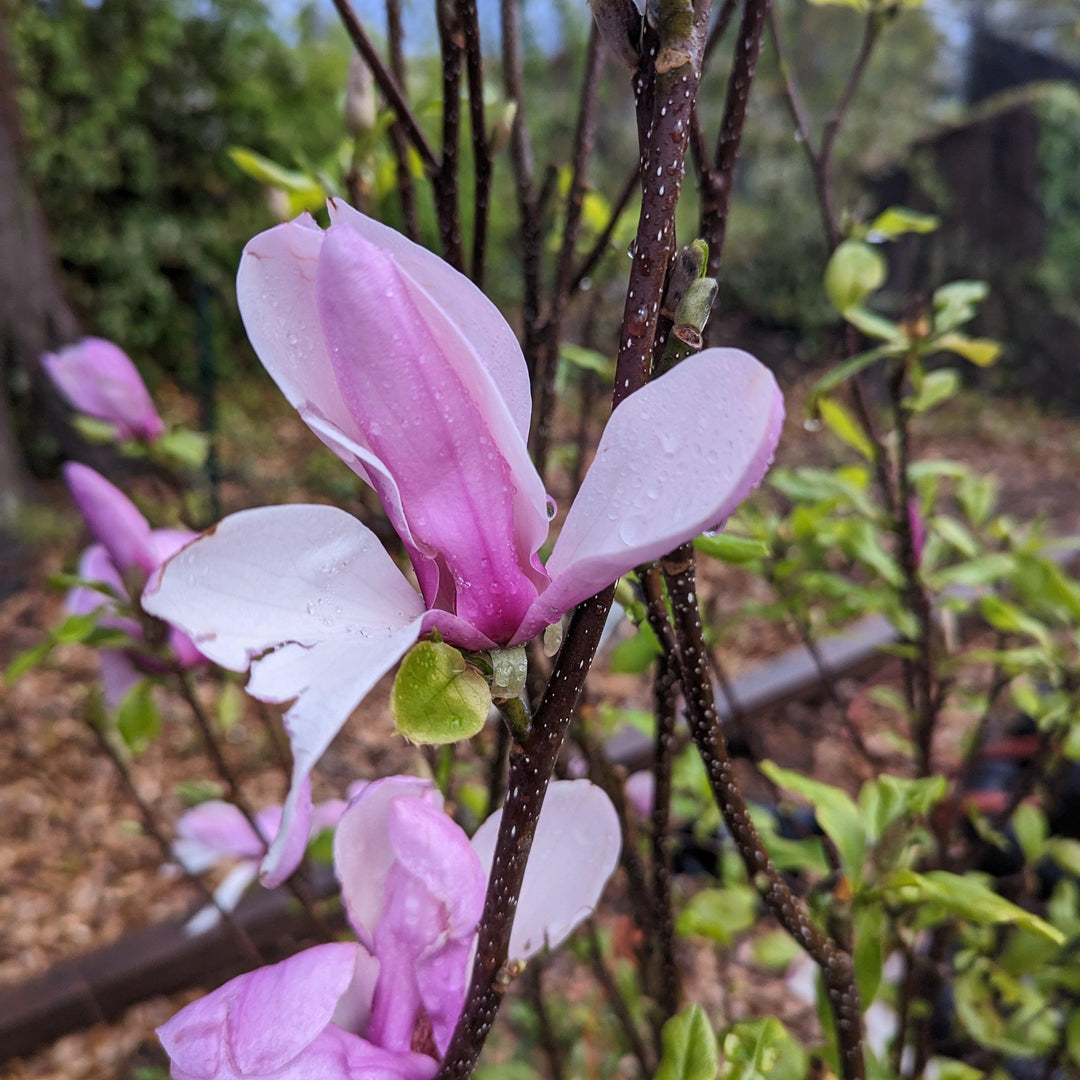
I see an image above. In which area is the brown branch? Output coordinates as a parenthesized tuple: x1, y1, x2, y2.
(658, 546, 865, 1080)
(699, 0, 771, 278)
(434, 0, 466, 269)
(435, 589, 615, 1080)
(500, 0, 544, 381)
(329, 0, 438, 174)
(84, 711, 263, 965)
(458, 0, 493, 285)
(384, 0, 419, 239)
(532, 25, 605, 476)
(615, 0, 713, 408)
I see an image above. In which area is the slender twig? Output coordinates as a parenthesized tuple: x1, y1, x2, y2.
(567, 165, 639, 295)
(658, 544, 866, 1080)
(436, 589, 615, 1080)
(650, 652, 681, 1020)
(586, 921, 654, 1076)
(703, 0, 739, 63)
(571, 719, 656, 972)
(523, 962, 567, 1080)
(384, 0, 419, 239)
(253, 698, 293, 781)
(457, 0, 492, 285)
(500, 0, 544, 380)
(434, 0, 466, 269)
(615, 0, 713, 407)
(174, 670, 332, 942)
(533, 25, 604, 476)
(699, 0, 771, 279)
(84, 711, 263, 964)
(329, 0, 438, 173)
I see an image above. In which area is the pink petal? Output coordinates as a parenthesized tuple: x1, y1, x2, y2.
(333, 776, 443, 949)
(228, 943, 358, 1074)
(327, 200, 533, 445)
(98, 650, 141, 709)
(63, 463, 154, 576)
(315, 223, 547, 643)
(142, 505, 427, 885)
(43, 337, 164, 441)
(175, 801, 265, 861)
(236, 220, 432, 593)
(471, 780, 621, 959)
(624, 771, 656, 819)
(518, 349, 784, 638)
(158, 982, 230, 1078)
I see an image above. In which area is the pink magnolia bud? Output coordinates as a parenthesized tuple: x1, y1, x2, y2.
(908, 498, 926, 568)
(43, 337, 165, 442)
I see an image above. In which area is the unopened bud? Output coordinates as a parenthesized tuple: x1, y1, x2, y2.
(344, 52, 377, 137)
(672, 277, 718, 348)
(661, 239, 709, 319)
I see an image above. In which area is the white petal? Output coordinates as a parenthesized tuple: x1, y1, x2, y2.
(142, 504, 425, 671)
(183, 862, 259, 937)
(471, 780, 621, 960)
(520, 349, 783, 636)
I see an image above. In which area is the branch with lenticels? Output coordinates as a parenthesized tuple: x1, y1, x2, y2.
(435, 4, 714, 1076)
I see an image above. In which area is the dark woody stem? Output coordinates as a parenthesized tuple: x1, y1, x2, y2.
(329, 0, 438, 173)
(435, 589, 615, 1080)
(438, 4, 713, 1075)
(83, 709, 264, 965)
(655, 544, 866, 1080)
(457, 0, 492, 286)
(384, 0, 419, 240)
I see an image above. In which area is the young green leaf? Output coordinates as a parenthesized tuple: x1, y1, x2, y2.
(654, 1005, 719, 1080)
(391, 640, 492, 745)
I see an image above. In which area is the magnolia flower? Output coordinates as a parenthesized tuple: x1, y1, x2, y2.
(144, 201, 784, 884)
(159, 777, 620, 1080)
(43, 337, 165, 442)
(65, 463, 202, 705)
(174, 796, 350, 935)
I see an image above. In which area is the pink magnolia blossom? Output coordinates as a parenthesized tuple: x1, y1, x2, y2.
(143, 201, 784, 884)
(174, 797, 349, 935)
(43, 337, 165, 442)
(65, 463, 202, 704)
(159, 777, 619, 1080)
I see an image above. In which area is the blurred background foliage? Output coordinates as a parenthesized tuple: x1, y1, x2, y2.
(5, 0, 1080, 395)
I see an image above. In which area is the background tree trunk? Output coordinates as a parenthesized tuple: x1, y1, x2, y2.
(0, 17, 79, 527)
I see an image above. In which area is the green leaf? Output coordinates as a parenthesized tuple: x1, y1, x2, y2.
(391, 641, 492, 745)
(6, 639, 55, 683)
(750, 931, 801, 971)
(760, 762, 866, 884)
(907, 369, 960, 413)
(175, 779, 226, 805)
(866, 206, 939, 240)
(53, 611, 102, 644)
(933, 516, 979, 559)
(853, 905, 885, 1006)
(859, 773, 947, 844)
(654, 1005, 718, 1080)
(227, 146, 324, 198)
(1011, 803, 1048, 864)
(935, 333, 1001, 367)
(610, 623, 662, 674)
(719, 1018, 806, 1080)
(979, 596, 1053, 650)
(694, 533, 769, 564)
(676, 886, 758, 945)
(116, 679, 161, 754)
(824, 241, 886, 312)
(932, 280, 989, 333)
(818, 397, 876, 460)
(806, 345, 893, 407)
(559, 342, 615, 380)
(217, 681, 245, 731)
(73, 415, 120, 444)
(152, 428, 210, 471)
(844, 305, 904, 342)
(882, 870, 1065, 943)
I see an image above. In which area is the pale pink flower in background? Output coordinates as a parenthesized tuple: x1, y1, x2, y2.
(64, 463, 202, 705)
(43, 337, 165, 442)
(908, 498, 926, 567)
(158, 777, 620, 1080)
(144, 201, 785, 884)
(624, 770, 656, 819)
(173, 796, 350, 935)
